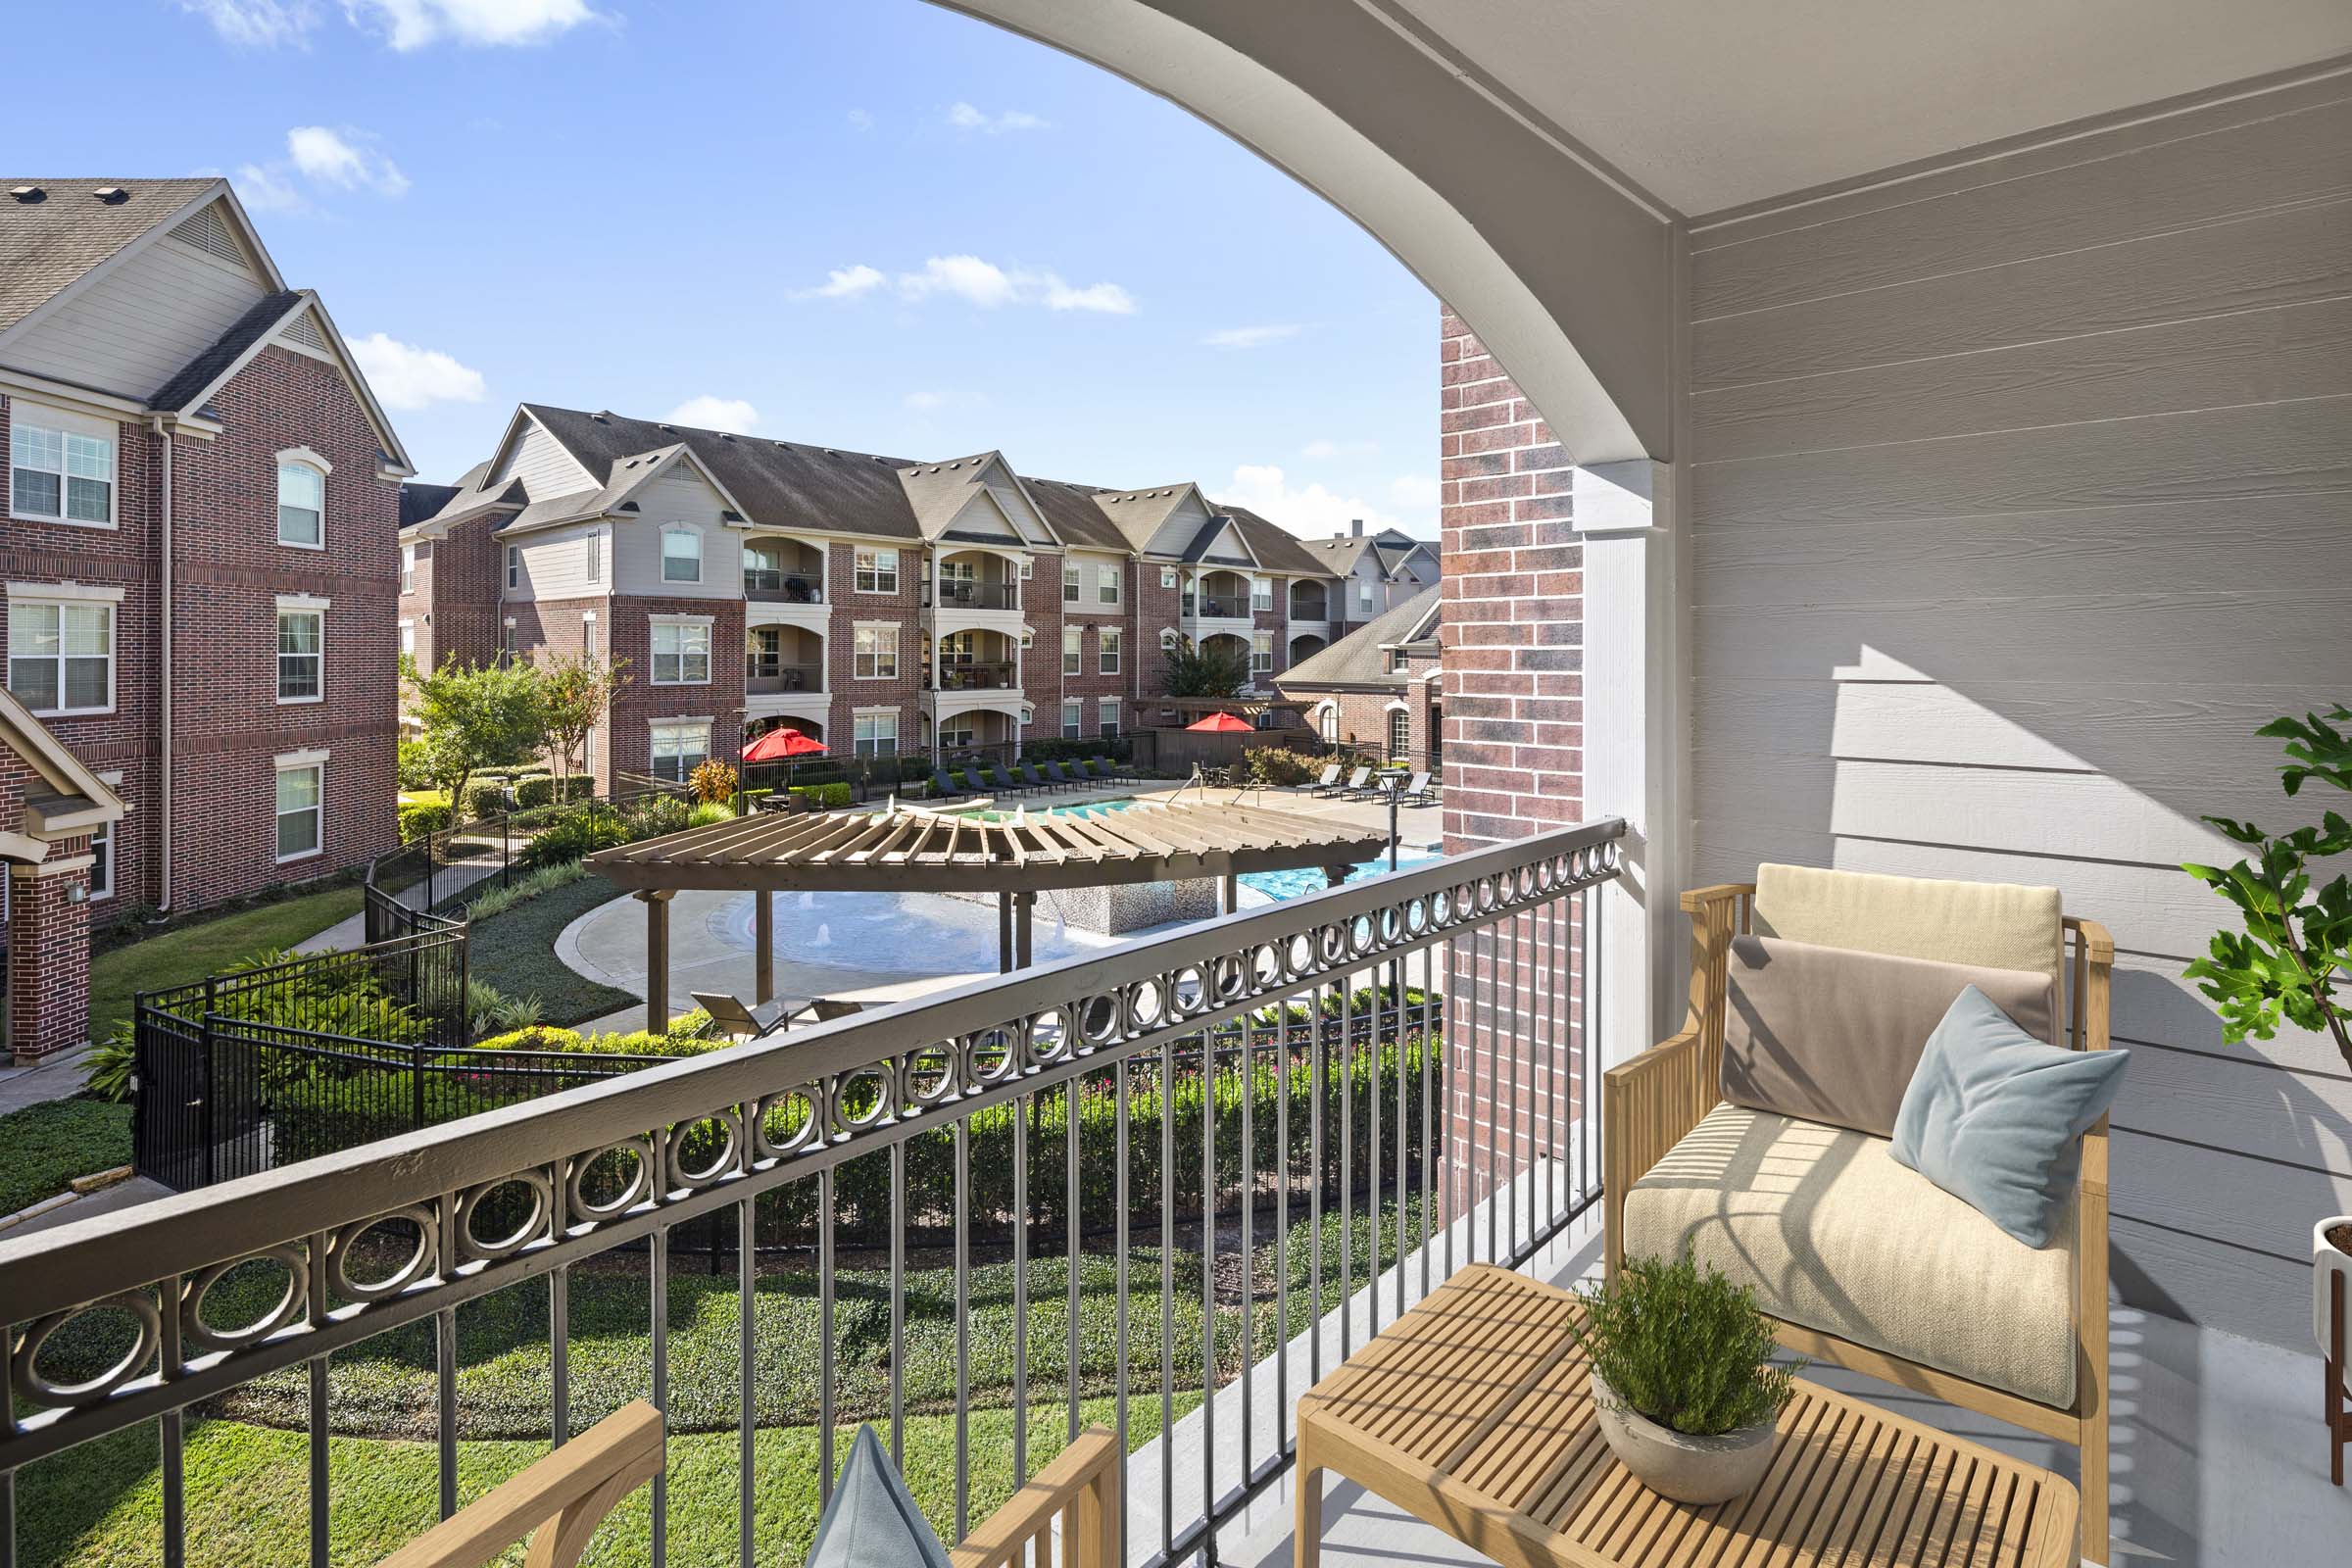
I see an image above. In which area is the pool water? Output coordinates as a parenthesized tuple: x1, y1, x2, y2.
(1240, 850, 1442, 903)
(965, 797, 1138, 822)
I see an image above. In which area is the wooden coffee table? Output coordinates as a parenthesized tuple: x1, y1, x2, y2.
(1296, 1264, 2080, 1568)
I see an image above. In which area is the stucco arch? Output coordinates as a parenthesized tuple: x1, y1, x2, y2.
(933, 0, 1669, 464)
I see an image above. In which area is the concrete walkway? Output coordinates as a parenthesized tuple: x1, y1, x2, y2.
(0, 1042, 100, 1113)
(295, 858, 501, 954)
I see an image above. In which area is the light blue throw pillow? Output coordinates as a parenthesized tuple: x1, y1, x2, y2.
(806, 1425, 954, 1568)
(1890, 985, 2128, 1248)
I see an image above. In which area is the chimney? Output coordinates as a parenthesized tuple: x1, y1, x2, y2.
(1350, 517, 1363, 537)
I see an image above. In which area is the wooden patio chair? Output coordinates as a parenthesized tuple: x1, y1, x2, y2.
(691, 992, 864, 1041)
(1603, 864, 2114, 1566)
(368, 1399, 662, 1568)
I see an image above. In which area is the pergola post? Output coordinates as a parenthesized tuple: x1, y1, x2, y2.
(753, 890, 774, 1005)
(1014, 890, 1035, 969)
(637, 888, 676, 1034)
(998, 892, 1014, 974)
(1221, 873, 1239, 915)
(1323, 865, 1350, 889)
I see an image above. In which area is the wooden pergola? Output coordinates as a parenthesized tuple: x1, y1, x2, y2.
(587, 798, 1394, 1031)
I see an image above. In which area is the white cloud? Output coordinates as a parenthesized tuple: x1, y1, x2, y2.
(795, 264, 887, 301)
(1203, 323, 1299, 350)
(287, 125, 410, 196)
(178, 0, 318, 46)
(350, 333, 486, 411)
(1041, 277, 1136, 315)
(233, 163, 305, 213)
(1222, 464, 1412, 539)
(946, 102, 1050, 133)
(898, 254, 1018, 309)
(847, 108, 874, 132)
(343, 0, 601, 50)
(662, 396, 759, 434)
(1388, 473, 1441, 508)
(1301, 438, 1378, 460)
(903, 391, 944, 412)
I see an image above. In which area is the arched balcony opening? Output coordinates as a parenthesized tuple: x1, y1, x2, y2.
(742, 535, 825, 603)
(930, 548, 1023, 611)
(746, 624, 824, 694)
(1289, 632, 1328, 663)
(935, 628, 1021, 691)
(1289, 580, 1328, 621)
(935, 705, 1023, 754)
(1186, 569, 1251, 618)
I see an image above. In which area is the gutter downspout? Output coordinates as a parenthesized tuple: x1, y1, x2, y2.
(149, 415, 172, 912)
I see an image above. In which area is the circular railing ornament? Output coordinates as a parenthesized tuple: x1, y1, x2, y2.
(182, 1246, 309, 1353)
(13, 1291, 164, 1408)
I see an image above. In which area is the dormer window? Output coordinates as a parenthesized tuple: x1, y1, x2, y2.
(276, 455, 325, 547)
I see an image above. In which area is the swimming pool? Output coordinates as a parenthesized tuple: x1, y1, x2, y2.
(1239, 849, 1443, 903)
(963, 796, 1138, 822)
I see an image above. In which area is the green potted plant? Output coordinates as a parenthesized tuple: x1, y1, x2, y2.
(1570, 1250, 1800, 1503)
(2177, 705, 2351, 1373)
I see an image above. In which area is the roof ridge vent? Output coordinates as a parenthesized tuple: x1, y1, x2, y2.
(92, 185, 128, 204)
(719, 432, 735, 442)
(658, 422, 675, 433)
(10, 185, 46, 203)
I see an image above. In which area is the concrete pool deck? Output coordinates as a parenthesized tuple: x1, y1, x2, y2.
(559, 778, 1447, 1032)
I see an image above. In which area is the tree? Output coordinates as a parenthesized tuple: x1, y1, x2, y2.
(536, 651, 629, 784)
(402, 654, 546, 815)
(2182, 704, 2352, 1071)
(1160, 635, 1251, 698)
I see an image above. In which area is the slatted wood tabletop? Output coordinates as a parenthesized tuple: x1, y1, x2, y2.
(1295, 1264, 2080, 1568)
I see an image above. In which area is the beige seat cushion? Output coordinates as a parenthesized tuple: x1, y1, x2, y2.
(1621, 1102, 2077, 1409)
(1753, 863, 2065, 996)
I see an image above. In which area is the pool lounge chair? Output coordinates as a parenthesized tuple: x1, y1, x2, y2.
(1396, 770, 1435, 805)
(931, 769, 966, 800)
(987, 765, 1038, 798)
(692, 992, 866, 1041)
(1021, 763, 1056, 793)
(1305, 763, 1342, 794)
(1322, 765, 1371, 799)
(1041, 760, 1078, 791)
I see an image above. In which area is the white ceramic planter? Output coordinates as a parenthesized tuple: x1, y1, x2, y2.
(1590, 1373, 1779, 1505)
(2315, 1215, 2352, 1356)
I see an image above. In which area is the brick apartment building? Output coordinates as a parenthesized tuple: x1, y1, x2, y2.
(0, 177, 411, 1058)
(401, 404, 1400, 784)
(1275, 585, 1443, 774)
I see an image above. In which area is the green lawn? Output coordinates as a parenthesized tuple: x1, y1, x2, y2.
(0, 1100, 132, 1213)
(460, 872, 636, 1026)
(87, 885, 365, 1042)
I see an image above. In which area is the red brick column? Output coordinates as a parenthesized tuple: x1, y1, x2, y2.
(1437, 305, 1589, 1221)
(9, 846, 94, 1062)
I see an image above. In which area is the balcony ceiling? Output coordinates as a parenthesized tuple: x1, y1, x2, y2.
(1380, 0, 2352, 214)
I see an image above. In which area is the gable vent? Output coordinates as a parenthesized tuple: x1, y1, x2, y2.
(276, 310, 328, 352)
(169, 205, 244, 266)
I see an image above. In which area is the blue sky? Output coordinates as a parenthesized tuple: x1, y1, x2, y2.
(2, 1, 1442, 537)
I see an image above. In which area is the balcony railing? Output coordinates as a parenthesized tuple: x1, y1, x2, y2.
(927, 580, 1019, 611)
(744, 571, 823, 604)
(0, 819, 1622, 1568)
(745, 658, 824, 694)
(938, 661, 1019, 691)
(1182, 596, 1250, 618)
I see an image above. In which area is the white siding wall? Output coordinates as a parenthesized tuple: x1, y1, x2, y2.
(5, 223, 269, 398)
(1142, 493, 1214, 555)
(512, 522, 608, 603)
(495, 417, 597, 498)
(615, 468, 743, 599)
(943, 490, 1023, 542)
(1684, 74, 2352, 1348)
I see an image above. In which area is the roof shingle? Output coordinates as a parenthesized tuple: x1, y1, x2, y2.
(0, 178, 220, 336)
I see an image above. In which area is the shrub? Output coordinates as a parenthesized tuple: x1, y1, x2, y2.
(512, 774, 594, 809)
(687, 801, 735, 829)
(689, 758, 739, 805)
(516, 809, 634, 870)
(463, 859, 588, 920)
(396, 737, 434, 790)
(626, 794, 696, 838)
(397, 795, 453, 841)
(1570, 1249, 1802, 1437)
(1238, 746, 1321, 787)
(460, 778, 510, 820)
(787, 782, 853, 811)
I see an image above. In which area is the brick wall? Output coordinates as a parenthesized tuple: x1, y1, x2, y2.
(604, 596, 747, 781)
(827, 541, 924, 758)
(1437, 303, 1587, 1215)
(425, 514, 506, 671)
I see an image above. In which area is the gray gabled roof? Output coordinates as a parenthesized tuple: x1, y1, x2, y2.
(147, 289, 303, 412)
(1277, 585, 1442, 692)
(0, 177, 222, 336)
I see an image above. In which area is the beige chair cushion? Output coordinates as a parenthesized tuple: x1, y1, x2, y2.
(1752, 863, 2065, 997)
(1621, 1102, 2077, 1408)
(1722, 935, 2058, 1138)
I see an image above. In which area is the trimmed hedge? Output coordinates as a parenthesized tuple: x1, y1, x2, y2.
(397, 795, 453, 841)
(460, 778, 510, 819)
(513, 774, 595, 809)
(786, 782, 853, 810)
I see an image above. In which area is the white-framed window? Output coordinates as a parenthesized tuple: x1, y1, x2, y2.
(650, 618, 711, 684)
(277, 605, 324, 702)
(1159, 566, 1178, 589)
(854, 623, 898, 679)
(650, 720, 711, 783)
(1062, 625, 1081, 676)
(1063, 560, 1080, 603)
(661, 525, 703, 584)
(1099, 626, 1121, 675)
(582, 613, 598, 662)
(1160, 627, 1180, 652)
(274, 758, 323, 862)
(1250, 630, 1273, 677)
(400, 544, 416, 595)
(502, 619, 517, 661)
(854, 710, 899, 758)
(1097, 698, 1120, 739)
(1097, 563, 1120, 606)
(855, 546, 899, 594)
(585, 527, 603, 584)
(88, 812, 113, 900)
(7, 599, 114, 714)
(940, 718, 976, 750)
(506, 546, 520, 591)
(1251, 576, 1273, 612)
(1358, 579, 1375, 612)
(398, 619, 416, 658)
(1317, 703, 1339, 745)
(276, 457, 325, 548)
(1018, 558, 1034, 580)
(1061, 699, 1082, 738)
(9, 409, 113, 525)
(1388, 706, 1411, 763)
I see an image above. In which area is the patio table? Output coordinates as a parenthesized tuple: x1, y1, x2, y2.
(1295, 1263, 2080, 1568)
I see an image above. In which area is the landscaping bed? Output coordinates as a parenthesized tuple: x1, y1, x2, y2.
(456, 870, 635, 1027)
(87, 884, 364, 1042)
(0, 1100, 132, 1216)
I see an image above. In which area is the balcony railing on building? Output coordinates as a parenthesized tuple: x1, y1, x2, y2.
(1183, 595, 1249, 618)
(743, 569, 824, 604)
(746, 656, 825, 694)
(927, 580, 1020, 611)
(939, 660, 1019, 691)
(0, 819, 1620, 1568)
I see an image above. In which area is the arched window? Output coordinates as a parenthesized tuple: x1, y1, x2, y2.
(276, 453, 326, 547)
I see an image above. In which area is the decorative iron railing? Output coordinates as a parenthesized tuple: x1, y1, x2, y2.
(0, 817, 1622, 1568)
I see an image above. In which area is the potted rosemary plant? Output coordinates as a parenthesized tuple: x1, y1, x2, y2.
(1570, 1250, 1801, 1504)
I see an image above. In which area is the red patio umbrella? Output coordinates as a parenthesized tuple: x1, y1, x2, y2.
(1185, 710, 1255, 733)
(743, 726, 828, 761)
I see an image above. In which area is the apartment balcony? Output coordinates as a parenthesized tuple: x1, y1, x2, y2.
(937, 660, 1019, 692)
(743, 571, 824, 605)
(925, 579, 1020, 612)
(744, 659, 824, 695)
